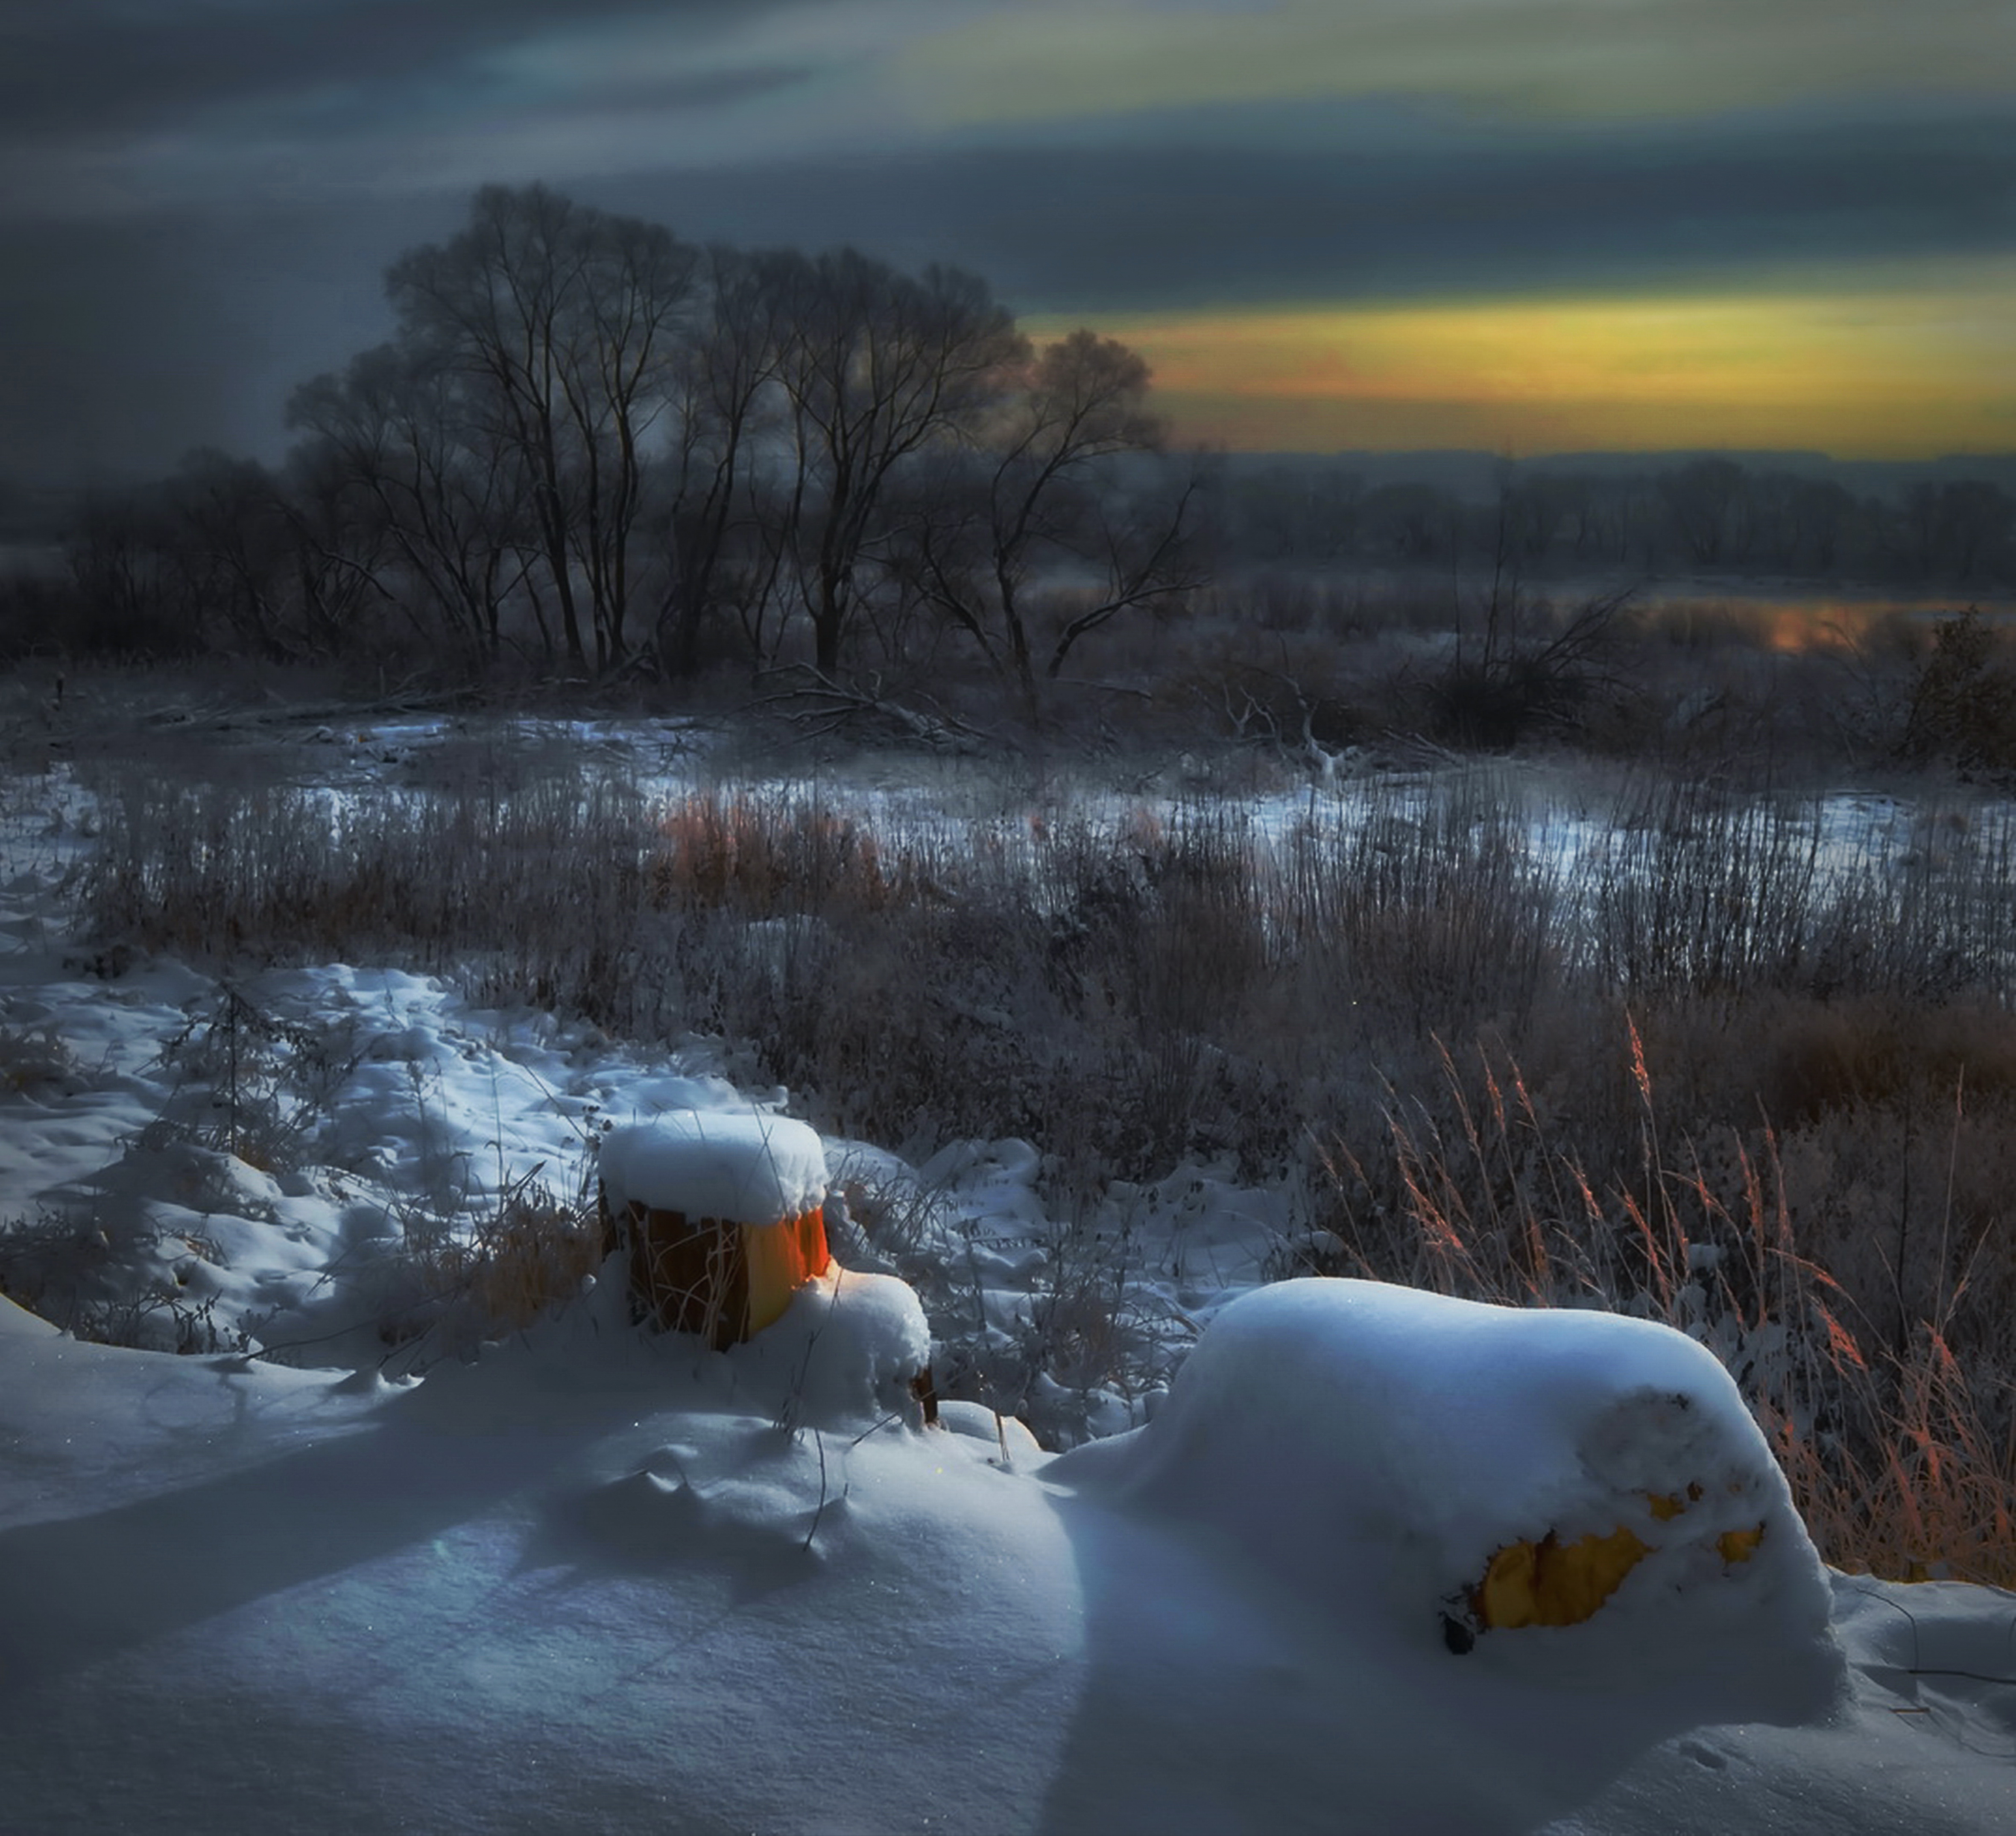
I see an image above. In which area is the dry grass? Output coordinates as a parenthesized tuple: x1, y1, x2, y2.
(1309, 1025, 2016, 1587)
(650, 790, 922, 918)
(60, 734, 2016, 1570)
(77, 758, 667, 1025)
(385, 1173, 604, 1360)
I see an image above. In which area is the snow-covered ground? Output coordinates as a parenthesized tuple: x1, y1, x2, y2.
(2, 726, 2013, 1833)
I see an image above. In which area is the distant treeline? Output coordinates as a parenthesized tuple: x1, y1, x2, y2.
(1218, 454, 2016, 585)
(1, 182, 2010, 688)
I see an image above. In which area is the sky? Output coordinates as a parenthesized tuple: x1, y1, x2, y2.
(2, 0, 2013, 480)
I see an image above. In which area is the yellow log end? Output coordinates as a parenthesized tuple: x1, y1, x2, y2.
(1717, 1523, 1766, 1565)
(1474, 1523, 1652, 1629)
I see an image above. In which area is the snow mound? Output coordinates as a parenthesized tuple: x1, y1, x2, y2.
(730, 1266, 934, 1430)
(564, 1426, 850, 1577)
(0, 1292, 57, 1343)
(1049, 1278, 1843, 1716)
(938, 1397, 1047, 1466)
(598, 1111, 827, 1220)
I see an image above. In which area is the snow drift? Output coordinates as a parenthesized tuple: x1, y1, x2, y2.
(1049, 1279, 1844, 1719)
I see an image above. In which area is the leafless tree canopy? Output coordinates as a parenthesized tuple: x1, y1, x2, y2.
(61, 182, 1189, 695)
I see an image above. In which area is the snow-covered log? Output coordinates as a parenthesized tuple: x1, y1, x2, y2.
(1049, 1278, 1844, 1716)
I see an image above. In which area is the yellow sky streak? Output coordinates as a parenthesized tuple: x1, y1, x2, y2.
(1024, 277, 2016, 457)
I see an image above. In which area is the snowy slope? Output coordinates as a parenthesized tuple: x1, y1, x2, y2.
(2, 1278, 2013, 1834)
(2, 738, 2013, 1833)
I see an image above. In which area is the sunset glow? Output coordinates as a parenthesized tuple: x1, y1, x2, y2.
(1030, 268, 2016, 456)
(6, 0, 2011, 474)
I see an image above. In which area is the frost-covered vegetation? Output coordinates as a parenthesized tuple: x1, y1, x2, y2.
(6, 679, 2013, 1590)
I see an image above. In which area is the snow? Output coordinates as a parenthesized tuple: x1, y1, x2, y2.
(1046, 1281, 1840, 1716)
(599, 1110, 830, 1221)
(2, 740, 2014, 1832)
(4, 1276, 2010, 1834)
(731, 1265, 936, 1429)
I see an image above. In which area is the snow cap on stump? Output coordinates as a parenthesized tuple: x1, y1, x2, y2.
(599, 1112, 832, 1349)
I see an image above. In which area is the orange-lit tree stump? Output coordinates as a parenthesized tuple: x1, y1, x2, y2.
(597, 1114, 832, 1350)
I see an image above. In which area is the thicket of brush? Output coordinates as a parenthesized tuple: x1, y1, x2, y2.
(69, 736, 2016, 1584)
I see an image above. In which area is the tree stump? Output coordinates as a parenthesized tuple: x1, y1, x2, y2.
(597, 1113, 832, 1349)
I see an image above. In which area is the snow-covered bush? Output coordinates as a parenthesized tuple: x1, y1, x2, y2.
(0, 1200, 234, 1353)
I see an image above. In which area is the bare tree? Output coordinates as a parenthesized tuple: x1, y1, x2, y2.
(82, 183, 1228, 688)
(570, 208, 702, 664)
(385, 184, 700, 671)
(160, 451, 302, 660)
(895, 329, 1156, 711)
(288, 343, 535, 663)
(1044, 456, 1210, 681)
(61, 485, 181, 656)
(768, 248, 1026, 674)
(1658, 457, 1746, 568)
(1928, 480, 2014, 583)
(1362, 480, 1457, 562)
(650, 244, 791, 676)
(272, 438, 392, 658)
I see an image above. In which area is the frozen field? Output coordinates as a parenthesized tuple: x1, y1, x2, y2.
(1, 717, 2013, 1833)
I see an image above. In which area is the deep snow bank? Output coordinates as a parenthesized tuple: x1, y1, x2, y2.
(1048, 1278, 1844, 1719)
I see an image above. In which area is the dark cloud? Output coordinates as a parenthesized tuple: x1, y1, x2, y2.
(597, 97, 2016, 314)
(0, 193, 448, 481)
(2, 71, 2009, 479)
(0, 0, 775, 154)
